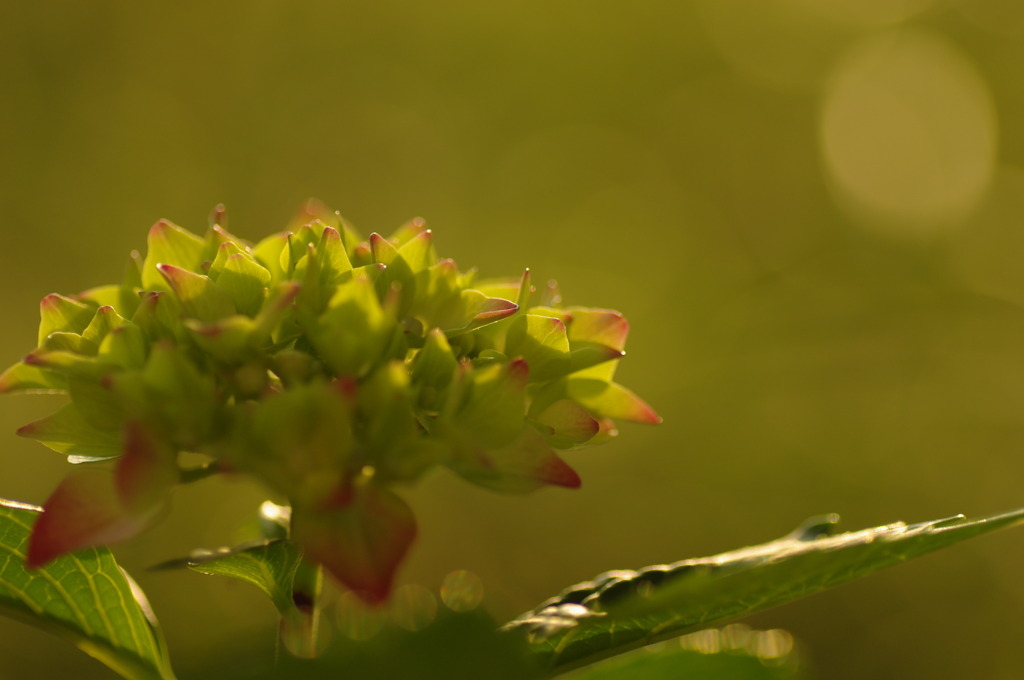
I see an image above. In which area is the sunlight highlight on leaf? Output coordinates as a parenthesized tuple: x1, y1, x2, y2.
(505, 508, 1024, 674)
(0, 498, 176, 680)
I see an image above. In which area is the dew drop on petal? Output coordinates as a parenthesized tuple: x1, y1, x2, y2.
(440, 570, 484, 613)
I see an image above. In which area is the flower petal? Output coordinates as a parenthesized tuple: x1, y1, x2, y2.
(26, 471, 164, 568)
(291, 484, 416, 604)
(116, 422, 180, 512)
(141, 219, 207, 291)
(38, 294, 95, 346)
(448, 426, 581, 493)
(530, 399, 601, 449)
(567, 378, 662, 424)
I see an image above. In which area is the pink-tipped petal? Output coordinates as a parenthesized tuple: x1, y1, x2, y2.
(210, 204, 228, 228)
(26, 472, 162, 568)
(0, 362, 66, 395)
(368, 233, 392, 265)
(567, 378, 662, 424)
(115, 422, 179, 512)
(538, 454, 582, 489)
(294, 198, 329, 227)
(157, 264, 235, 321)
(566, 308, 629, 351)
(507, 358, 530, 387)
(396, 230, 435, 272)
(474, 297, 518, 322)
(148, 218, 173, 241)
(531, 399, 601, 448)
(16, 421, 37, 437)
(292, 485, 416, 604)
(453, 428, 583, 493)
(37, 294, 94, 346)
(516, 268, 534, 307)
(390, 217, 429, 245)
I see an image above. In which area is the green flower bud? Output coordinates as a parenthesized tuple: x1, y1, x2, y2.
(2, 200, 659, 601)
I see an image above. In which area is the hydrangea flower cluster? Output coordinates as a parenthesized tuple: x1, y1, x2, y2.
(1, 202, 659, 601)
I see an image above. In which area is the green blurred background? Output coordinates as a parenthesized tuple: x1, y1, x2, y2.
(3, 1, 1024, 678)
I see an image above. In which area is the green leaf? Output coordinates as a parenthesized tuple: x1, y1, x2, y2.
(190, 608, 542, 680)
(185, 536, 325, 659)
(172, 503, 323, 660)
(505, 509, 1024, 674)
(560, 628, 800, 680)
(185, 539, 303, 616)
(0, 497, 176, 680)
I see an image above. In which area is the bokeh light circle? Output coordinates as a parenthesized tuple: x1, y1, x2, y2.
(820, 30, 997, 235)
(440, 570, 484, 612)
